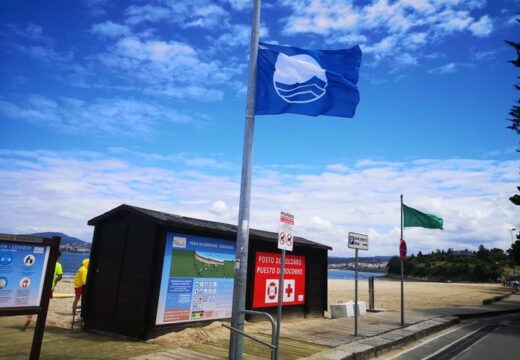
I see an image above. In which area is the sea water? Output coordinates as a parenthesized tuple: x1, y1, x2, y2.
(328, 269, 386, 280)
(60, 252, 90, 276)
(60, 252, 387, 279)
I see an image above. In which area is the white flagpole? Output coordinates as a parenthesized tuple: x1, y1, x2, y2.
(229, 0, 261, 359)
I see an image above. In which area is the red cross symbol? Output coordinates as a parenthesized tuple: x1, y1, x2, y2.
(285, 283, 293, 298)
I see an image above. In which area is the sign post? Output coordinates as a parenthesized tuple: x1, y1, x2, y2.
(0, 234, 60, 360)
(348, 232, 368, 336)
(275, 211, 294, 359)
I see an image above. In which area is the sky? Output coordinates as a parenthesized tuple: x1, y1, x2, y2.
(0, 0, 519, 257)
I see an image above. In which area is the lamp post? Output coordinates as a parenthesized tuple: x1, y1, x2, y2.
(511, 228, 517, 286)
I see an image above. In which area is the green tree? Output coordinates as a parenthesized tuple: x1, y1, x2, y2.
(471, 263, 488, 281)
(509, 240, 520, 266)
(489, 248, 508, 262)
(387, 256, 401, 274)
(506, 22, 520, 205)
(476, 244, 490, 262)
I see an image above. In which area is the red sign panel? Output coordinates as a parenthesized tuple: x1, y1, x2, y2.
(253, 251, 306, 308)
(400, 239, 407, 262)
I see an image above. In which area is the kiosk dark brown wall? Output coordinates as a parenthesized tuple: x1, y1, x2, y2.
(84, 204, 331, 340)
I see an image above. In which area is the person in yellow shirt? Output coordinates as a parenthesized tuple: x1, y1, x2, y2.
(22, 250, 62, 330)
(72, 258, 89, 315)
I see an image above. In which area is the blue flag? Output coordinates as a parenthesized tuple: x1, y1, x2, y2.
(255, 42, 362, 118)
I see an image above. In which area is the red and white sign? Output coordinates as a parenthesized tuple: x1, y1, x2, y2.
(253, 251, 305, 308)
(278, 211, 295, 251)
(263, 279, 295, 304)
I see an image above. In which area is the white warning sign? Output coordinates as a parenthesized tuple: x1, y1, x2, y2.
(278, 210, 294, 251)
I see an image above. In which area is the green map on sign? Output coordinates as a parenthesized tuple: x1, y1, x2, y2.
(170, 250, 235, 278)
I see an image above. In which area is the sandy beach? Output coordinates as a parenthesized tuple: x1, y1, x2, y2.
(327, 278, 508, 313)
(29, 277, 510, 348)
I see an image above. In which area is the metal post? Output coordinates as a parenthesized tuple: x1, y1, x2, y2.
(512, 228, 517, 285)
(30, 236, 60, 360)
(400, 259, 404, 326)
(400, 194, 404, 327)
(275, 249, 286, 359)
(354, 248, 359, 336)
(229, 1, 261, 359)
(368, 276, 374, 310)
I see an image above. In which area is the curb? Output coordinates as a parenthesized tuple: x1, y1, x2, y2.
(482, 291, 514, 305)
(455, 306, 520, 320)
(299, 316, 459, 360)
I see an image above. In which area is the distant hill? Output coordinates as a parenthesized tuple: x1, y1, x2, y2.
(23, 232, 91, 252)
(328, 256, 391, 264)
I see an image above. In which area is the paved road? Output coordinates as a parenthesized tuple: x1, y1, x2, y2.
(380, 312, 520, 360)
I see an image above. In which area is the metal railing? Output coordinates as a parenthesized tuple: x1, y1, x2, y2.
(223, 310, 277, 360)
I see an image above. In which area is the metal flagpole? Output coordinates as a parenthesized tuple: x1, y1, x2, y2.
(400, 194, 404, 327)
(275, 249, 286, 358)
(229, 0, 261, 359)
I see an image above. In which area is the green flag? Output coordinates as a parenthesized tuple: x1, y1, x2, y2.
(403, 204, 443, 230)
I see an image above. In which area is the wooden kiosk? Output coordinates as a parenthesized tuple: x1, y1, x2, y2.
(83, 204, 331, 340)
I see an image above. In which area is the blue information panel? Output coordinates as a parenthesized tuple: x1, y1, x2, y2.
(155, 233, 236, 325)
(0, 241, 50, 308)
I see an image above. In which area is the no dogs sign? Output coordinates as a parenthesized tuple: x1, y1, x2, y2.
(278, 211, 294, 251)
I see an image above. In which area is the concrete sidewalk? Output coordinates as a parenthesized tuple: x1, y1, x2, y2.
(301, 292, 520, 360)
(133, 292, 520, 360)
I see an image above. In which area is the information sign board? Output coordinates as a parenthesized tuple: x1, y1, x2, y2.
(156, 233, 236, 325)
(348, 232, 368, 251)
(0, 241, 50, 308)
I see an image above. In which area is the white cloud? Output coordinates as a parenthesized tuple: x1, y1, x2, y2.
(329, 33, 368, 46)
(4, 23, 52, 43)
(474, 49, 497, 61)
(469, 15, 493, 37)
(0, 96, 207, 136)
(184, 5, 229, 28)
(91, 21, 131, 38)
(280, 0, 496, 67)
(124, 4, 172, 25)
(326, 164, 350, 173)
(6, 43, 67, 63)
(96, 36, 241, 101)
(437, 10, 473, 32)
(361, 35, 398, 60)
(82, 0, 108, 17)
(123, 1, 232, 29)
(308, 216, 333, 231)
(0, 151, 517, 257)
(1, 23, 69, 63)
(223, 0, 250, 11)
(210, 200, 229, 215)
(395, 53, 419, 66)
(428, 62, 465, 74)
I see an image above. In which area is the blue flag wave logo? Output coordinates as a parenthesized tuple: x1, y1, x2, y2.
(273, 53, 327, 103)
(255, 42, 362, 118)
